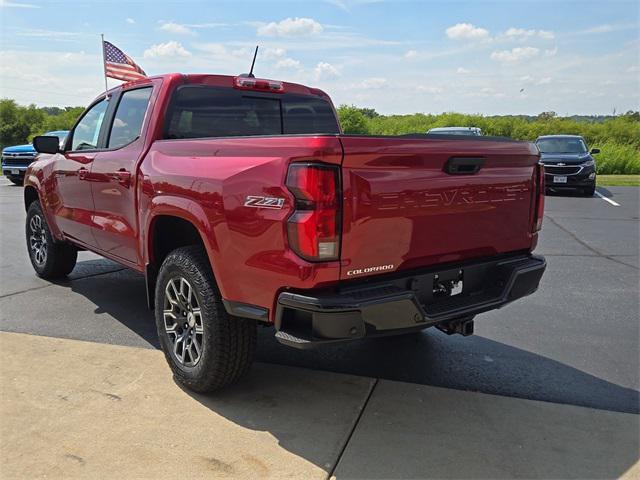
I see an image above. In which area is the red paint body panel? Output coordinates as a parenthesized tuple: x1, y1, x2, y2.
(25, 73, 541, 323)
(139, 136, 344, 314)
(338, 136, 540, 280)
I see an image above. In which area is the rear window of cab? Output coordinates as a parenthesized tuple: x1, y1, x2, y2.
(164, 85, 340, 139)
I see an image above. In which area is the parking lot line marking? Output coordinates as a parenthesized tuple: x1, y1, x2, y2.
(594, 190, 620, 207)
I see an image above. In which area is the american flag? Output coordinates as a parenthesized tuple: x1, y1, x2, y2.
(103, 40, 147, 82)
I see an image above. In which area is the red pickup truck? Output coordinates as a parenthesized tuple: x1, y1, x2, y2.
(25, 73, 545, 392)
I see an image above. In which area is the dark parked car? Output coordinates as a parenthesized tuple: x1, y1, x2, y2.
(535, 135, 599, 196)
(2, 131, 68, 185)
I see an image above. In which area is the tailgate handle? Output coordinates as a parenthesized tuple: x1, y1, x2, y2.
(444, 157, 485, 175)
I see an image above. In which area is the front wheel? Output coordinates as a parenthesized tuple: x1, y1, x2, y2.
(583, 185, 596, 197)
(8, 176, 23, 186)
(26, 201, 77, 278)
(154, 246, 256, 392)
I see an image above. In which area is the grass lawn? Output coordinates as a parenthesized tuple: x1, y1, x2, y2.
(597, 175, 640, 187)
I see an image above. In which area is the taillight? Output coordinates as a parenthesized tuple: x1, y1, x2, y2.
(534, 163, 545, 232)
(286, 163, 340, 261)
(233, 76, 284, 93)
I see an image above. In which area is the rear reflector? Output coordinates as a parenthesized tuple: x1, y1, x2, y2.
(534, 163, 545, 232)
(286, 163, 340, 262)
(233, 76, 284, 93)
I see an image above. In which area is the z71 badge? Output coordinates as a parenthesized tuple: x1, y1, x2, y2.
(244, 196, 285, 209)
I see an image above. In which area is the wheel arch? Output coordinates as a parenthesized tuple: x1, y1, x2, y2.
(24, 185, 39, 211)
(144, 197, 222, 309)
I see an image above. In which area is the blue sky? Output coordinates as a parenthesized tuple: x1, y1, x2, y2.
(1, 0, 638, 114)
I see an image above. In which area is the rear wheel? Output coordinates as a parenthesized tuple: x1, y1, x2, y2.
(25, 201, 77, 278)
(154, 246, 256, 392)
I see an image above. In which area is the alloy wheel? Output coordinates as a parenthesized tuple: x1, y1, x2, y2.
(29, 214, 47, 266)
(163, 276, 204, 367)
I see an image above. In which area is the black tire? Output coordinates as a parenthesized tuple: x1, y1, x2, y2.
(154, 246, 256, 392)
(583, 185, 596, 197)
(26, 201, 77, 278)
(8, 176, 23, 186)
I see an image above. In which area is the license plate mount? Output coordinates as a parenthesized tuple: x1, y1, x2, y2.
(553, 175, 567, 184)
(433, 268, 464, 298)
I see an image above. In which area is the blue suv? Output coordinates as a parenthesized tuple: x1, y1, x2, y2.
(2, 130, 68, 185)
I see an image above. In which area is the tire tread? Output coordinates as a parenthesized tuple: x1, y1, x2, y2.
(26, 201, 77, 278)
(155, 246, 256, 392)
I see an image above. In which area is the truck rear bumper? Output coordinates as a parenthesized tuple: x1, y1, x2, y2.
(274, 253, 545, 349)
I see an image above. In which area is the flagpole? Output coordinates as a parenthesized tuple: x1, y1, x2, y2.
(101, 33, 108, 93)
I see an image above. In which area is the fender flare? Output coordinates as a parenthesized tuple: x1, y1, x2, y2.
(143, 195, 223, 307)
(23, 172, 64, 241)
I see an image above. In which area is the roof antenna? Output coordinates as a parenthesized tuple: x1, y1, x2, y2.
(247, 46, 259, 78)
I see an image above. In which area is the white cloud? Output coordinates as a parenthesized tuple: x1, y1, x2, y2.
(159, 22, 194, 35)
(262, 47, 286, 59)
(490, 46, 540, 63)
(357, 77, 388, 88)
(126, 18, 135, 24)
(544, 47, 558, 57)
(404, 49, 418, 59)
(456, 67, 470, 74)
(193, 43, 227, 56)
(583, 24, 614, 34)
(324, 0, 349, 11)
(257, 17, 324, 37)
(417, 85, 443, 94)
(628, 66, 640, 73)
(537, 77, 552, 85)
(0, 0, 39, 7)
(446, 23, 490, 41)
(17, 28, 80, 39)
(275, 57, 301, 69)
(314, 61, 340, 79)
(504, 28, 555, 40)
(0, 50, 101, 106)
(143, 41, 191, 58)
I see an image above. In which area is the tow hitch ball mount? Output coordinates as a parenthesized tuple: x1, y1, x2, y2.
(436, 317, 475, 336)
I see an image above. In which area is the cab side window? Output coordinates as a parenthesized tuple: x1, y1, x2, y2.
(71, 98, 109, 151)
(108, 87, 153, 149)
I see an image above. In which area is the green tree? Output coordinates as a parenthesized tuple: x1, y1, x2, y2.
(0, 99, 45, 149)
(38, 107, 84, 136)
(337, 105, 370, 134)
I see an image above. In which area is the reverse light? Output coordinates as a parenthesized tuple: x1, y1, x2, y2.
(534, 163, 545, 232)
(233, 76, 284, 93)
(286, 163, 340, 262)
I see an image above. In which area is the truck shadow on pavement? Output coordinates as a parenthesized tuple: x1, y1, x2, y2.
(56, 263, 640, 478)
(63, 263, 640, 416)
(184, 366, 640, 480)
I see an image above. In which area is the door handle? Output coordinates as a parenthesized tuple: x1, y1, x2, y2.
(112, 168, 131, 188)
(78, 167, 88, 180)
(444, 157, 485, 175)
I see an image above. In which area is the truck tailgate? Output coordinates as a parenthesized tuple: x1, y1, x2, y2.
(339, 135, 540, 280)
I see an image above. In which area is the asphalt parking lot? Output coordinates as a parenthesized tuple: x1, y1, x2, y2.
(0, 179, 638, 478)
(0, 181, 638, 413)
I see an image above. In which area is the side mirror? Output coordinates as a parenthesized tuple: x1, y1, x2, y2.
(33, 136, 60, 154)
(590, 148, 600, 154)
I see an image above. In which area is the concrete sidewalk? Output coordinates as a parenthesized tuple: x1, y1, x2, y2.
(1, 332, 638, 479)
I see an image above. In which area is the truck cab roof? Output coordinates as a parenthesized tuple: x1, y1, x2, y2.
(104, 73, 330, 101)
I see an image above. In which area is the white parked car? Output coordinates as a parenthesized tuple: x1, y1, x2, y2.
(427, 127, 483, 136)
